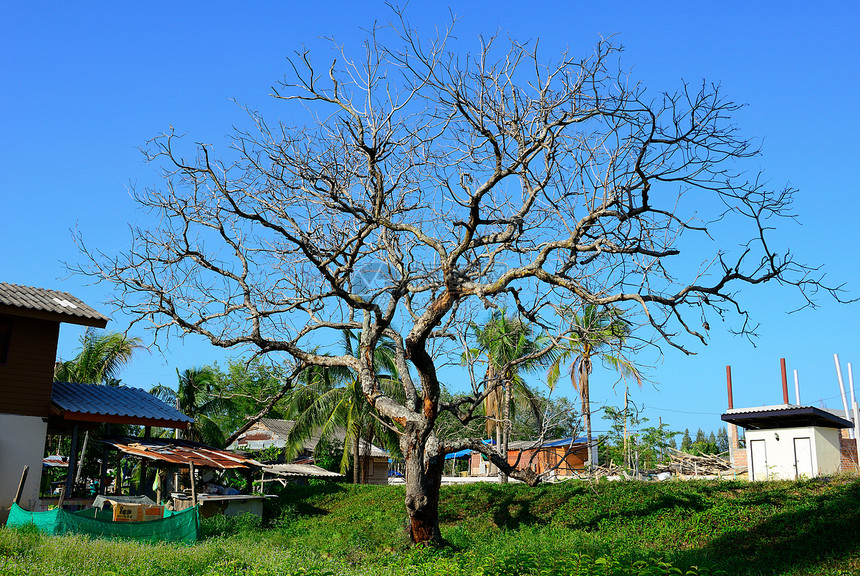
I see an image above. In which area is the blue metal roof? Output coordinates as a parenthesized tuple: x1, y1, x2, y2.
(51, 381, 194, 426)
(444, 437, 587, 459)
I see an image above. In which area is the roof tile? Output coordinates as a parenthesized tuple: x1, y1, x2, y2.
(0, 282, 108, 326)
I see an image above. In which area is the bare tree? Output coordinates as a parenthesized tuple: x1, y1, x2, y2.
(74, 14, 841, 545)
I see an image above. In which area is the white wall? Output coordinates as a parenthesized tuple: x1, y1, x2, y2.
(813, 427, 842, 476)
(746, 426, 845, 481)
(0, 413, 47, 524)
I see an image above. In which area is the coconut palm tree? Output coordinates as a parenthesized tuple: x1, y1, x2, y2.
(54, 329, 142, 385)
(283, 330, 402, 483)
(149, 367, 228, 447)
(465, 310, 548, 480)
(546, 304, 641, 467)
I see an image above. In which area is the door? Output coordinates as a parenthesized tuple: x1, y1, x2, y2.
(750, 439, 768, 481)
(793, 437, 813, 479)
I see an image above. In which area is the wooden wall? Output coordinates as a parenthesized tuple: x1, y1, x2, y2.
(507, 445, 587, 477)
(0, 314, 59, 417)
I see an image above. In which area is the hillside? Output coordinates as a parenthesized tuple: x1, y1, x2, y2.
(1, 477, 859, 575)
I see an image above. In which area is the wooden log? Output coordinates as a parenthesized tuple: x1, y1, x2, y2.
(14, 466, 29, 505)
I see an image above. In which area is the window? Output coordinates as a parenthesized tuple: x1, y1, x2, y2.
(0, 316, 11, 365)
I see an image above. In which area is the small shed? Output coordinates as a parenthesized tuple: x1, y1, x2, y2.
(47, 380, 195, 502)
(722, 405, 853, 481)
(506, 437, 588, 478)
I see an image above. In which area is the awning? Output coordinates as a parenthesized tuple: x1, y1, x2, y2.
(721, 405, 854, 430)
(100, 436, 262, 470)
(51, 381, 194, 429)
(262, 463, 342, 479)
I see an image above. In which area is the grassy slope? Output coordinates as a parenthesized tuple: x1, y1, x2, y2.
(1, 477, 859, 575)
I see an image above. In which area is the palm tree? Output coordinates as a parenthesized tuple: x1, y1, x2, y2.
(465, 310, 548, 480)
(149, 367, 228, 447)
(283, 331, 402, 483)
(547, 304, 641, 468)
(54, 328, 142, 384)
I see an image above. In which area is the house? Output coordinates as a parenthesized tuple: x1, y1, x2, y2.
(228, 418, 390, 484)
(455, 437, 588, 478)
(0, 282, 109, 523)
(722, 405, 855, 480)
(505, 437, 588, 478)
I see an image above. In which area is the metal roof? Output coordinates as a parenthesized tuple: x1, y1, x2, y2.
(722, 404, 853, 430)
(52, 381, 194, 428)
(262, 463, 343, 479)
(0, 282, 108, 327)
(508, 436, 588, 451)
(229, 418, 388, 458)
(100, 436, 262, 470)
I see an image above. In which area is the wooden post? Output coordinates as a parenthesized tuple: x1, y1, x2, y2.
(65, 424, 79, 502)
(14, 466, 29, 505)
(75, 431, 89, 483)
(57, 485, 66, 509)
(189, 463, 197, 506)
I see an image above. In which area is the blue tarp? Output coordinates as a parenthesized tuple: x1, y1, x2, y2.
(444, 439, 494, 460)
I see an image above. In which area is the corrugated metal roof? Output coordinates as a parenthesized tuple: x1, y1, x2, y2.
(229, 418, 388, 458)
(508, 436, 588, 451)
(100, 436, 262, 470)
(722, 405, 853, 430)
(263, 463, 343, 478)
(0, 282, 108, 327)
(52, 381, 194, 425)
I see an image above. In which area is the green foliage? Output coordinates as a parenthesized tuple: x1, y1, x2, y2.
(465, 309, 550, 440)
(681, 429, 692, 452)
(281, 330, 403, 479)
(3, 479, 860, 575)
(600, 404, 678, 469)
(207, 359, 288, 435)
(546, 304, 642, 464)
(54, 328, 142, 385)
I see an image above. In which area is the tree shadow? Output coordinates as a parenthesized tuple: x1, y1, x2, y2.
(671, 479, 860, 575)
(264, 481, 347, 520)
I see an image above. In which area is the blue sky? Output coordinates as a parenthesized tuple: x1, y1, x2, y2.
(2, 1, 859, 436)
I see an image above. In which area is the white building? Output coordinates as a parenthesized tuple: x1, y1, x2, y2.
(722, 405, 853, 481)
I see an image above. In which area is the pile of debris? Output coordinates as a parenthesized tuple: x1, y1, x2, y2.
(666, 447, 739, 476)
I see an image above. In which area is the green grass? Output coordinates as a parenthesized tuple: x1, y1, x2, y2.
(2, 477, 860, 575)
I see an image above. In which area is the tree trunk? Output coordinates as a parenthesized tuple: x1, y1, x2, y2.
(352, 435, 360, 484)
(500, 379, 511, 483)
(582, 367, 593, 468)
(402, 426, 444, 546)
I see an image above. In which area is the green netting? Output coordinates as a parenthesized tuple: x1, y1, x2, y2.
(6, 503, 200, 544)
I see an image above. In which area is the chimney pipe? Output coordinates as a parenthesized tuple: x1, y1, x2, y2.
(726, 365, 734, 410)
(780, 358, 789, 404)
(794, 369, 801, 405)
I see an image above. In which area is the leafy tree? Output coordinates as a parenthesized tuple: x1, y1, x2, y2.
(206, 358, 286, 437)
(282, 331, 402, 483)
(54, 328, 142, 385)
(716, 427, 729, 453)
(681, 429, 693, 452)
(76, 14, 840, 544)
(150, 367, 228, 447)
(465, 310, 548, 479)
(547, 304, 641, 467)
